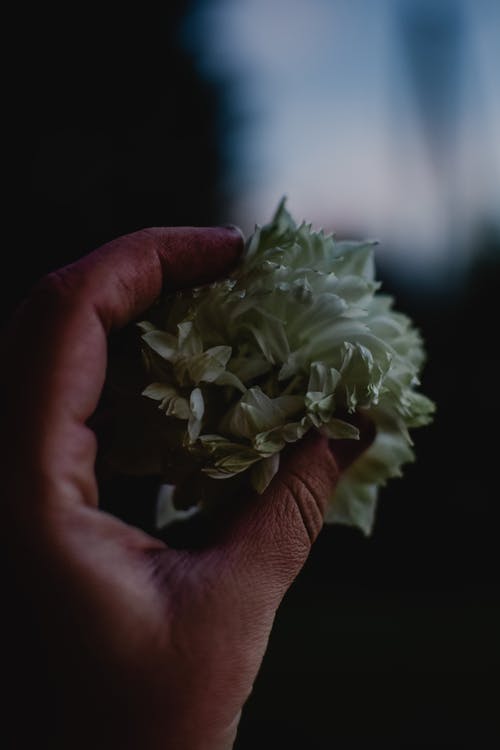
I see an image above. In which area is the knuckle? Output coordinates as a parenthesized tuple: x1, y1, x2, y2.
(277, 470, 326, 545)
(113, 269, 141, 312)
(30, 267, 81, 309)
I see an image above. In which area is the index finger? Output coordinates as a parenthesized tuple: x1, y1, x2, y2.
(2, 227, 243, 509)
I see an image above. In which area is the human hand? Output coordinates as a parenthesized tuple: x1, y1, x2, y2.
(1, 226, 370, 749)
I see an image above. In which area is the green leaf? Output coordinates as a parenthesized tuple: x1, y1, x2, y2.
(251, 454, 281, 493)
(142, 382, 177, 401)
(321, 419, 360, 440)
(142, 331, 178, 360)
(222, 387, 304, 439)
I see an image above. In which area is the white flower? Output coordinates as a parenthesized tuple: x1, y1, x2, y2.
(132, 199, 434, 534)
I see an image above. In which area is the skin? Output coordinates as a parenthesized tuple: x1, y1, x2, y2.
(1, 227, 371, 749)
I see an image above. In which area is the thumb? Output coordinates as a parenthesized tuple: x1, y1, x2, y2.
(198, 427, 372, 615)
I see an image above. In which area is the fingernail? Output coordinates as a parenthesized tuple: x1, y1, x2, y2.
(222, 224, 245, 241)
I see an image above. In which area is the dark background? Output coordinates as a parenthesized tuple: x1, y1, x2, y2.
(4, 5, 499, 748)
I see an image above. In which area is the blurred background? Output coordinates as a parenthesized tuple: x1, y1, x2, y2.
(5, 0, 499, 746)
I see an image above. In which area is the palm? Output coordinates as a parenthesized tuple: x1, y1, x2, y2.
(42, 496, 261, 749)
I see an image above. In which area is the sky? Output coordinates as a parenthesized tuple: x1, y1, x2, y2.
(183, 0, 500, 281)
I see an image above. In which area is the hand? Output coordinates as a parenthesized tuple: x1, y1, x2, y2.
(1, 227, 369, 749)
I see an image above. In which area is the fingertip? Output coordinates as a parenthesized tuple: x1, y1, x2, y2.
(151, 225, 244, 291)
(221, 224, 245, 243)
(279, 429, 337, 479)
(329, 413, 376, 472)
